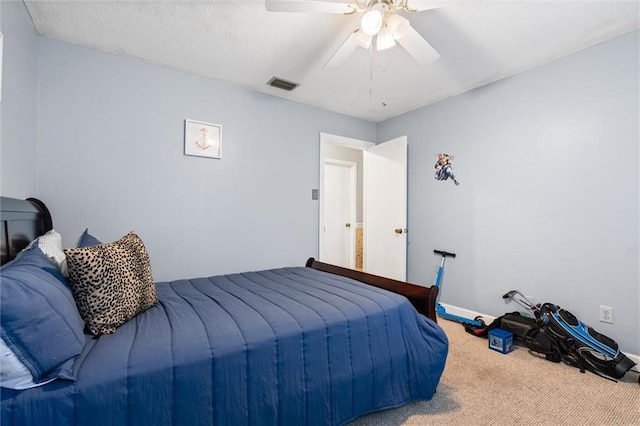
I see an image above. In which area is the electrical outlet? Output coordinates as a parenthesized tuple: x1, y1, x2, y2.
(599, 306, 613, 324)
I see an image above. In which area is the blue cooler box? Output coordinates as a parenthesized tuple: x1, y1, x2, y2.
(488, 328, 514, 354)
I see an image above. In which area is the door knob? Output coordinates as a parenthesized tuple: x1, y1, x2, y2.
(394, 228, 403, 234)
(345, 223, 351, 228)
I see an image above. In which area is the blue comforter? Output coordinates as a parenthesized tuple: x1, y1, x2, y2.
(1, 267, 448, 426)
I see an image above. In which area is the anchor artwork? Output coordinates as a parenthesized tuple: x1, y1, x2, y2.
(184, 119, 222, 159)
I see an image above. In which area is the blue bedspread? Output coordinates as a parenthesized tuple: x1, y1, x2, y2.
(1, 267, 448, 426)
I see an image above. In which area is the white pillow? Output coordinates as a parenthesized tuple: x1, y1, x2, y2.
(25, 229, 68, 277)
(0, 336, 55, 390)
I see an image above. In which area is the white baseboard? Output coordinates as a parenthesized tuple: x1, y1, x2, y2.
(438, 302, 498, 324)
(438, 303, 640, 372)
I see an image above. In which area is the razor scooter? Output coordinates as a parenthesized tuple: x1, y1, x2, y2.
(433, 250, 485, 327)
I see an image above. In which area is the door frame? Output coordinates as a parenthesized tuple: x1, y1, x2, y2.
(322, 159, 358, 268)
(319, 133, 374, 264)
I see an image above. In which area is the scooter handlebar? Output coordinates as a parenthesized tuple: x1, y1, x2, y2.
(434, 250, 456, 258)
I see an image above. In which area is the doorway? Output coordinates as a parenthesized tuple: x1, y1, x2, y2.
(319, 133, 408, 281)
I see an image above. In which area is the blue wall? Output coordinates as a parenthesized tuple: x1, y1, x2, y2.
(35, 36, 375, 281)
(378, 31, 639, 354)
(0, 0, 39, 198)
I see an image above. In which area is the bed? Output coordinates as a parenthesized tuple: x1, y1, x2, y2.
(0, 196, 448, 426)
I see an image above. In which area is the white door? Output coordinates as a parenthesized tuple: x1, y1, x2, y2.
(322, 161, 356, 268)
(363, 136, 408, 281)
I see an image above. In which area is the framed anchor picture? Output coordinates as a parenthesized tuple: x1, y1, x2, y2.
(184, 119, 222, 159)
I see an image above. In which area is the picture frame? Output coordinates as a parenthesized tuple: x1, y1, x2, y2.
(184, 119, 222, 159)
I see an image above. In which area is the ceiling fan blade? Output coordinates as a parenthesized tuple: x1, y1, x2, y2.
(323, 30, 366, 69)
(397, 25, 440, 65)
(402, 0, 444, 12)
(266, 0, 355, 14)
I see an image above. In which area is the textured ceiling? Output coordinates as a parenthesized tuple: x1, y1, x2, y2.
(25, 0, 640, 122)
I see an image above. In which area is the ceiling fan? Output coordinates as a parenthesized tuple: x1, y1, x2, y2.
(266, 0, 441, 69)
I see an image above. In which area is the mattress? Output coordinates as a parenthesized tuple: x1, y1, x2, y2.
(1, 266, 448, 426)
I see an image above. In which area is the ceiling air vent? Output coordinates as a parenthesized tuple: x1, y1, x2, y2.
(267, 77, 299, 91)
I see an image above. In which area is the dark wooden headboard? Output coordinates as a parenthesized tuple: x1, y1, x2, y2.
(0, 197, 52, 265)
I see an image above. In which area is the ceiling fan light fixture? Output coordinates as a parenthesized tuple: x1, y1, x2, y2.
(386, 14, 410, 40)
(376, 27, 396, 51)
(361, 9, 383, 35)
(355, 29, 372, 49)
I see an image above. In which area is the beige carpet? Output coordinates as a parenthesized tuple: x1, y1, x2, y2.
(348, 318, 640, 425)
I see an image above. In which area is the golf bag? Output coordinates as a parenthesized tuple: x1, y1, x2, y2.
(501, 291, 636, 381)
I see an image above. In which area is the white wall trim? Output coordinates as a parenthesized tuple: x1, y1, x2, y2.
(320, 132, 375, 151)
(439, 303, 639, 372)
(0, 31, 4, 103)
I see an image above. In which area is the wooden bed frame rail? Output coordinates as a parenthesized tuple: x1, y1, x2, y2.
(306, 258, 439, 323)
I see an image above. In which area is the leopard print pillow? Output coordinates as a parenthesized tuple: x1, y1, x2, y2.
(64, 232, 158, 336)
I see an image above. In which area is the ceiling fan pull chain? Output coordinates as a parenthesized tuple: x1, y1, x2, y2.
(369, 42, 374, 105)
(381, 51, 388, 107)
